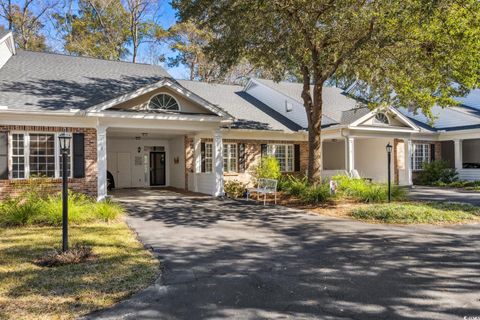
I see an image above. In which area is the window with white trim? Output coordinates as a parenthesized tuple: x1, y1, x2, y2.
(412, 143, 431, 171)
(223, 143, 237, 173)
(267, 144, 294, 172)
(204, 143, 213, 173)
(12, 133, 25, 179)
(10, 132, 72, 179)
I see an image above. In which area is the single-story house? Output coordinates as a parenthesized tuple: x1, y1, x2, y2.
(0, 31, 479, 200)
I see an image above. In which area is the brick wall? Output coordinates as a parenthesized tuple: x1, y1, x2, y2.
(0, 125, 97, 199)
(184, 137, 308, 188)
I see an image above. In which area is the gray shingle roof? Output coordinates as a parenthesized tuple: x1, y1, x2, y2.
(0, 30, 10, 39)
(178, 80, 302, 132)
(253, 79, 363, 124)
(0, 50, 171, 111)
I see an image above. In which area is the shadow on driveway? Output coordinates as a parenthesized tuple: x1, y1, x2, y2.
(409, 186, 480, 206)
(87, 193, 480, 320)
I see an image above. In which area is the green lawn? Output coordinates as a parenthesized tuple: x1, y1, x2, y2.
(350, 202, 480, 224)
(0, 221, 159, 320)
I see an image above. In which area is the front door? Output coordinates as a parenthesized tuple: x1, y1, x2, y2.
(150, 152, 166, 186)
(116, 152, 132, 188)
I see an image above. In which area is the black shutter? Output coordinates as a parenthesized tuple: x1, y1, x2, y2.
(0, 132, 8, 180)
(261, 144, 267, 157)
(72, 133, 85, 178)
(430, 144, 435, 162)
(201, 142, 206, 173)
(294, 144, 301, 172)
(238, 143, 246, 173)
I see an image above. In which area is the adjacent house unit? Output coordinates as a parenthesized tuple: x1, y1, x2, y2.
(0, 31, 479, 200)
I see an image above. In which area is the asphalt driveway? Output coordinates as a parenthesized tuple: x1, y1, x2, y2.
(409, 186, 480, 206)
(88, 190, 480, 320)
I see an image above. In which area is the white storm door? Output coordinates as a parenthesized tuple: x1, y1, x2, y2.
(116, 152, 132, 188)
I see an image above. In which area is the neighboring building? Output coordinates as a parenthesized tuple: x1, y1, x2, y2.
(0, 31, 479, 200)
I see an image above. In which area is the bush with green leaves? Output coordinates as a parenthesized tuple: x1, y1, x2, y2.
(333, 175, 406, 203)
(251, 156, 281, 184)
(416, 160, 458, 185)
(279, 175, 332, 204)
(0, 186, 124, 227)
(224, 179, 247, 198)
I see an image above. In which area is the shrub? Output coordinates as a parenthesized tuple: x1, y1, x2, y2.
(333, 175, 406, 203)
(281, 175, 308, 196)
(416, 160, 458, 185)
(251, 156, 281, 184)
(224, 180, 247, 198)
(299, 183, 331, 204)
(0, 191, 123, 227)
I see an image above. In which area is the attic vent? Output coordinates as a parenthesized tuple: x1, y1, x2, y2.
(374, 112, 389, 125)
(285, 101, 293, 112)
(148, 93, 180, 111)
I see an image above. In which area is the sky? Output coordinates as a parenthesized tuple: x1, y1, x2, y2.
(0, 0, 189, 79)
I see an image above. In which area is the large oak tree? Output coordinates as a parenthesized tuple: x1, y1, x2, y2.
(173, 0, 480, 183)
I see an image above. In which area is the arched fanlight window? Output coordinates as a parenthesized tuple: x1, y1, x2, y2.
(148, 93, 180, 111)
(374, 112, 389, 125)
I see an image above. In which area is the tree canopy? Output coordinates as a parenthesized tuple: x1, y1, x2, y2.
(173, 0, 480, 182)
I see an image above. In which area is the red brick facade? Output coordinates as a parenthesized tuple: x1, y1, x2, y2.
(184, 136, 308, 189)
(0, 125, 97, 199)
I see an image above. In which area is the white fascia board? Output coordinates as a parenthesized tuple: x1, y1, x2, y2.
(221, 128, 307, 141)
(87, 78, 233, 119)
(0, 112, 96, 128)
(437, 128, 480, 140)
(386, 106, 421, 131)
(348, 125, 418, 133)
(0, 32, 15, 55)
(88, 110, 228, 123)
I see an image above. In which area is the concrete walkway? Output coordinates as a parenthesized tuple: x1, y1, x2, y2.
(88, 191, 480, 320)
(409, 186, 480, 206)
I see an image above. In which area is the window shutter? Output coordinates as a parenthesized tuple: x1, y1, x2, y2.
(261, 144, 267, 158)
(238, 143, 246, 173)
(430, 144, 435, 162)
(73, 133, 85, 178)
(201, 142, 206, 173)
(0, 132, 8, 180)
(294, 144, 301, 172)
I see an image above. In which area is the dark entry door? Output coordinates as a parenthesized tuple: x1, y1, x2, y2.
(150, 152, 166, 186)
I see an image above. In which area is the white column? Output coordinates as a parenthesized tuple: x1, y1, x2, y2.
(404, 139, 413, 185)
(454, 139, 463, 170)
(193, 135, 201, 192)
(97, 125, 107, 201)
(213, 129, 224, 197)
(345, 136, 355, 173)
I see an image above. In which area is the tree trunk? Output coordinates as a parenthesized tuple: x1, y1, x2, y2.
(301, 65, 323, 185)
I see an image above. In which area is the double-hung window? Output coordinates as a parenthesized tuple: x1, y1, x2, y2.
(10, 132, 72, 179)
(266, 144, 294, 172)
(412, 143, 431, 171)
(204, 143, 213, 173)
(223, 143, 237, 173)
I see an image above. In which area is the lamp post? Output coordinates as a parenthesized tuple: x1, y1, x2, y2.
(386, 143, 393, 203)
(59, 132, 71, 252)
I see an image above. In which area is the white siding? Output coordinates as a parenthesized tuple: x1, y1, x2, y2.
(245, 81, 308, 128)
(187, 172, 216, 195)
(0, 39, 13, 69)
(169, 136, 185, 189)
(458, 169, 480, 181)
(354, 138, 394, 182)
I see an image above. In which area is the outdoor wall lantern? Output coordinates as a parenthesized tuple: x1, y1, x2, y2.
(386, 143, 393, 203)
(59, 132, 72, 252)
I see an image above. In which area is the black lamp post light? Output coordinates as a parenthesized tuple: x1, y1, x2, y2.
(386, 142, 393, 203)
(59, 132, 72, 252)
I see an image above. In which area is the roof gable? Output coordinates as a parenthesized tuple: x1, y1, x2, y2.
(350, 107, 420, 132)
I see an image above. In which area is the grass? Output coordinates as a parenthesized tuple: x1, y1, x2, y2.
(0, 221, 159, 319)
(350, 202, 480, 224)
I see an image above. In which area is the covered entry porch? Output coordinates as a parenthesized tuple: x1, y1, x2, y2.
(321, 129, 414, 185)
(95, 117, 225, 200)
